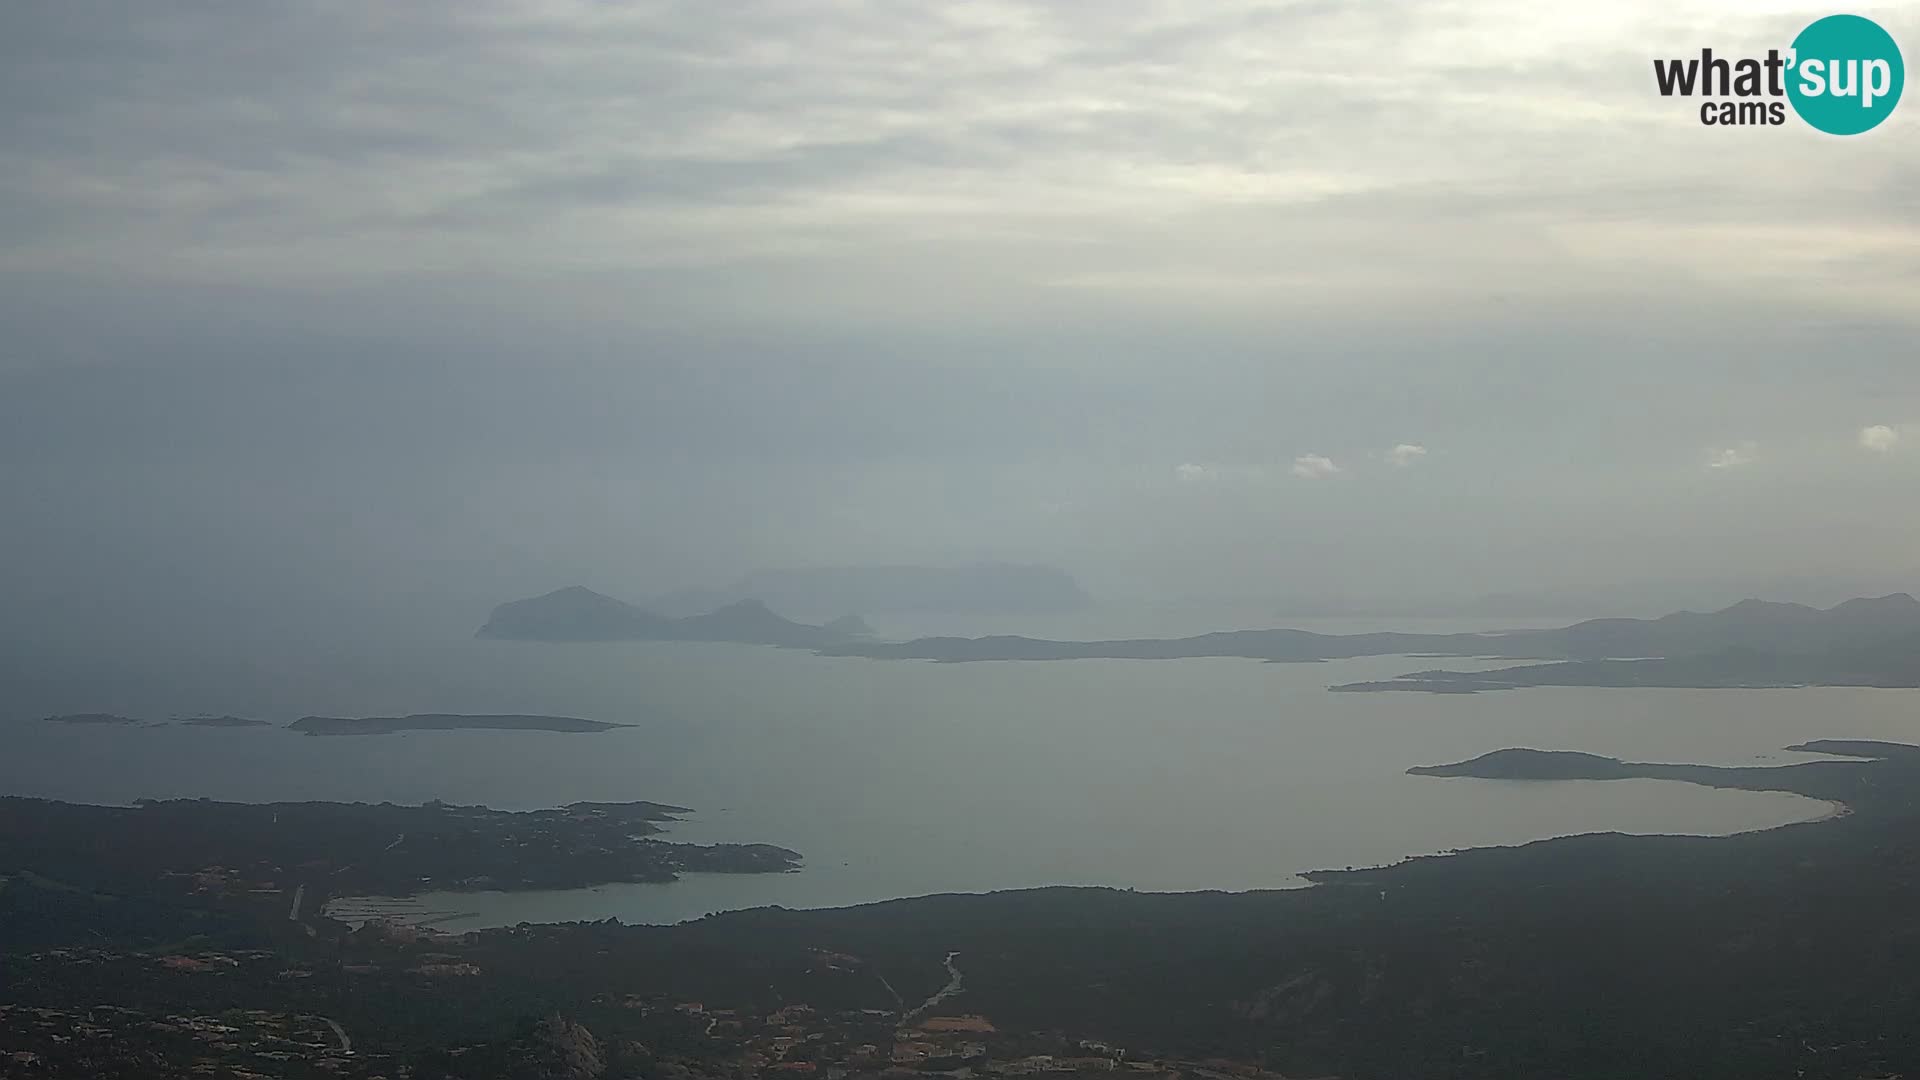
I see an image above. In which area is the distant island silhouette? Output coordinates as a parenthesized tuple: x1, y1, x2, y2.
(176, 715, 272, 728)
(476, 586, 860, 647)
(289, 714, 633, 736)
(645, 563, 1090, 619)
(823, 594, 1920, 691)
(477, 588, 1920, 693)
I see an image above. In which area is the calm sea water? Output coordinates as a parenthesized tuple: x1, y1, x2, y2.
(2, 615, 1910, 926)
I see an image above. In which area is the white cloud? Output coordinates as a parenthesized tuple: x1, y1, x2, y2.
(1290, 453, 1341, 480)
(1707, 442, 1757, 470)
(1173, 462, 1212, 483)
(1859, 425, 1902, 453)
(1384, 443, 1428, 467)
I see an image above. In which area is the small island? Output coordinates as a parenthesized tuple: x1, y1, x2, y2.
(1400, 740, 1920, 811)
(176, 715, 273, 728)
(43, 713, 145, 725)
(288, 713, 632, 736)
(1407, 747, 1636, 780)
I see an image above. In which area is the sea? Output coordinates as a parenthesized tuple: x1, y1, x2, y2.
(2, 607, 1911, 927)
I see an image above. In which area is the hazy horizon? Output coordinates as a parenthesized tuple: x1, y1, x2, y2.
(4, 1, 1918, 653)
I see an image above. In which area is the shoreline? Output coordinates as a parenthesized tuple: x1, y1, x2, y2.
(324, 769, 1843, 930)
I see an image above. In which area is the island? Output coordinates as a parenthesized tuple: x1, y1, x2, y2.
(803, 594, 1920, 698)
(288, 713, 633, 735)
(1398, 741, 1906, 806)
(647, 563, 1092, 618)
(821, 593, 1920, 664)
(1406, 747, 1637, 780)
(42, 713, 145, 725)
(176, 715, 273, 728)
(479, 586, 1920, 694)
(471, 588, 1920, 696)
(476, 587, 858, 647)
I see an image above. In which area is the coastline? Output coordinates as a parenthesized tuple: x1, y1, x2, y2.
(326, 764, 1843, 930)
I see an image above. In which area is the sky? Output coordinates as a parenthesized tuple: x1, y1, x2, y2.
(2, 0, 1918, 646)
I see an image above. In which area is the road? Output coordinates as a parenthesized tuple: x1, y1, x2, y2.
(288, 882, 317, 937)
(904, 952, 964, 1020)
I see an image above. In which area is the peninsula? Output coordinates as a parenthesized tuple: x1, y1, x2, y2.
(1330, 639, 1920, 693)
(0, 795, 799, 904)
(1401, 741, 1911, 800)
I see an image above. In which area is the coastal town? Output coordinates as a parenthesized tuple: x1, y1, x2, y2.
(0, 934, 1310, 1080)
(0, 793, 1306, 1080)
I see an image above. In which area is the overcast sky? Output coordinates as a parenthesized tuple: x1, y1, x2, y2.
(2, 0, 1918, 644)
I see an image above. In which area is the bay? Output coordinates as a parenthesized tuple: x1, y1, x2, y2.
(2, 618, 1903, 927)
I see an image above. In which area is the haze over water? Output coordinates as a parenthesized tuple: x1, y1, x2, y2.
(5, 608, 1906, 926)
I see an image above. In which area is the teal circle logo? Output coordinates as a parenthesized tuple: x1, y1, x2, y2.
(1787, 14, 1904, 134)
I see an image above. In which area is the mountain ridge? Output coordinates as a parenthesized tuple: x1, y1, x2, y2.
(819, 592, 1920, 665)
